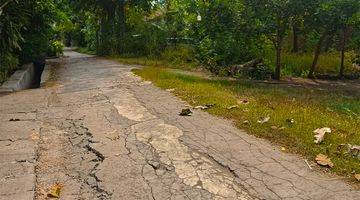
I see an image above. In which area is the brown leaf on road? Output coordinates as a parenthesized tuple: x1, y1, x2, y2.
(47, 183, 64, 198)
(355, 174, 360, 181)
(315, 154, 334, 168)
(30, 131, 39, 141)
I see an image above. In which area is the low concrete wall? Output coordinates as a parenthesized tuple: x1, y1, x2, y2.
(0, 63, 36, 92)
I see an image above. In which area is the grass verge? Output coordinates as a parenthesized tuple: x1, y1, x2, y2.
(131, 63, 360, 182)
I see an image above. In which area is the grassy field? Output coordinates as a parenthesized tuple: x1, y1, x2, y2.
(128, 63, 360, 181)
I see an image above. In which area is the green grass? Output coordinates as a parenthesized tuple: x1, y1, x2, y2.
(75, 47, 96, 55)
(266, 51, 357, 77)
(131, 65, 360, 181)
(112, 55, 197, 71)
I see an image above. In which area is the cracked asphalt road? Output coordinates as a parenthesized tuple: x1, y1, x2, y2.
(0, 50, 359, 200)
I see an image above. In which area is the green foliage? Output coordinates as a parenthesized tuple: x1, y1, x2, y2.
(161, 44, 195, 64)
(241, 64, 273, 80)
(0, 0, 66, 83)
(47, 40, 64, 57)
(0, 0, 28, 83)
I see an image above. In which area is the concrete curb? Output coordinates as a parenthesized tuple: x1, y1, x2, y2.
(0, 63, 36, 93)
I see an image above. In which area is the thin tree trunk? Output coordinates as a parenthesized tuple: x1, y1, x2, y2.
(117, 0, 126, 54)
(292, 23, 299, 53)
(275, 44, 282, 80)
(273, 15, 285, 81)
(339, 48, 345, 78)
(118, 0, 126, 34)
(308, 32, 327, 78)
(323, 35, 333, 52)
(339, 27, 351, 78)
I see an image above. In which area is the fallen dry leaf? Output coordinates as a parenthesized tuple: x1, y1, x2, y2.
(30, 131, 39, 141)
(179, 108, 192, 116)
(304, 159, 313, 170)
(194, 104, 214, 110)
(166, 88, 175, 92)
(315, 154, 334, 168)
(47, 183, 64, 198)
(286, 118, 295, 124)
(227, 105, 238, 110)
(350, 145, 360, 156)
(257, 116, 270, 124)
(313, 127, 331, 144)
(336, 144, 360, 157)
(281, 147, 286, 151)
(243, 120, 250, 125)
(194, 105, 208, 110)
(237, 99, 249, 105)
(355, 174, 360, 181)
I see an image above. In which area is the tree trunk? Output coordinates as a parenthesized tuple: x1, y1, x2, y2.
(292, 23, 299, 53)
(275, 44, 282, 80)
(116, 0, 126, 54)
(308, 33, 327, 78)
(98, 16, 114, 55)
(323, 35, 333, 52)
(339, 47, 345, 78)
(339, 27, 351, 78)
(274, 16, 284, 81)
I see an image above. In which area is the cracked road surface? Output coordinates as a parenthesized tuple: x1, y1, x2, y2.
(0, 50, 359, 200)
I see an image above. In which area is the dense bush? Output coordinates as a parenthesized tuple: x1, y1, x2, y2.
(161, 44, 195, 64)
(48, 40, 64, 57)
(0, 0, 65, 83)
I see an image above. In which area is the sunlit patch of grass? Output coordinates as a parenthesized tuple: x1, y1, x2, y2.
(133, 66, 360, 180)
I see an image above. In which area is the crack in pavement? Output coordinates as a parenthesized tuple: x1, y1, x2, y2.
(34, 116, 112, 199)
(132, 120, 255, 200)
(110, 87, 254, 199)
